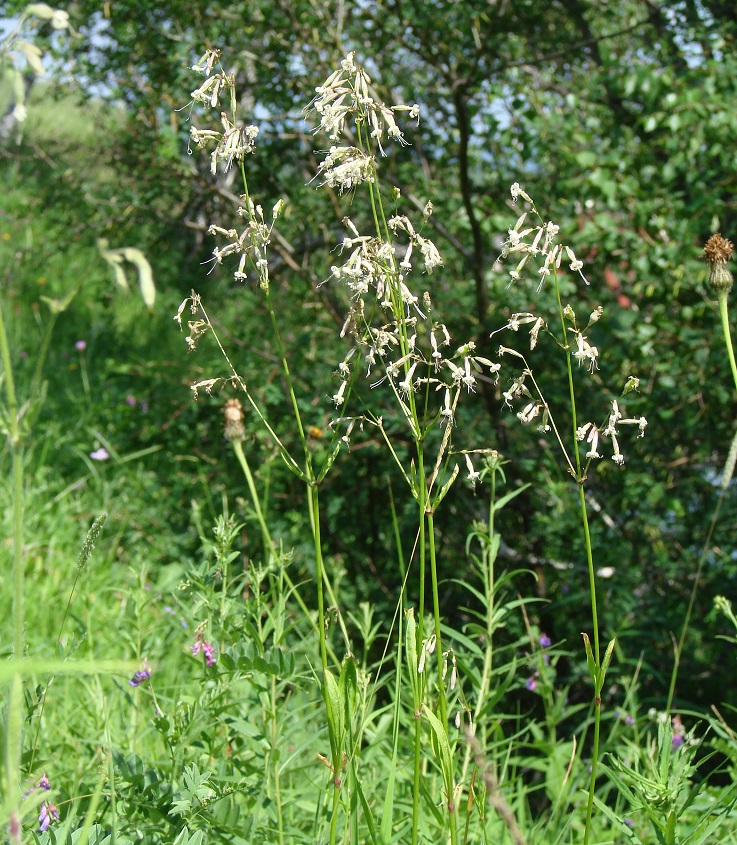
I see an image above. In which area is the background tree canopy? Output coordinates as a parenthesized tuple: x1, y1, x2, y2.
(3, 0, 736, 710)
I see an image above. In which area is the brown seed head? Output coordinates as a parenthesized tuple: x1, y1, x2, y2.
(704, 233, 734, 295)
(704, 233, 734, 264)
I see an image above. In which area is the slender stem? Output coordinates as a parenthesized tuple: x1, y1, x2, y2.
(265, 289, 310, 454)
(428, 511, 457, 845)
(308, 484, 328, 673)
(329, 782, 340, 844)
(460, 467, 498, 793)
(411, 447, 428, 845)
(667, 287, 735, 709)
(717, 291, 737, 394)
(549, 265, 602, 844)
(232, 439, 276, 561)
(580, 485, 601, 845)
(0, 295, 24, 842)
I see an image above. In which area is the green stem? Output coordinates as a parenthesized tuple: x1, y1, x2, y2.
(428, 510, 457, 845)
(411, 448, 428, 845)
(550, 266, 601, 844)
(717, 291, 737, 394)
(329, 782, 341, 845)
(460, 466, 498, 793)
(668, 288, 734, 709)
(580, 485, 601, 845)
(231, 439, 340, 666)
(0, 295, 24, 842)
(232, 439, 275, 562)
(307, 484, 328, 673)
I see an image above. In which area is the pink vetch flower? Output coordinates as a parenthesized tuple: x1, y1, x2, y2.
(75, 340, 87, 352)
(191, 631, 217, 667)
(39, 801, 59, 832)
(125, 394, 137, 407)
(90, 447, 110, 461)
(539, 633, 551, 648)
(525, 674, 538, 691)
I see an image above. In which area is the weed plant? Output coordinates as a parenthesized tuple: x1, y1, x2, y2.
(1, 25, 737, 845)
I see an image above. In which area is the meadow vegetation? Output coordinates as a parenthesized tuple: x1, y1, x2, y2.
(2, 2, 737, 843)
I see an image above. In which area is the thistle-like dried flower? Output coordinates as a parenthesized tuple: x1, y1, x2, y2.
(703, 233, 734, 295)
(223, 398, 246, 442)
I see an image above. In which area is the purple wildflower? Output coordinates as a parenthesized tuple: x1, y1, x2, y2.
(39, 802, 59, 832)
(539, 634, 551, 648)
(191, 631, 217, 667)
(75, 340, 87, 352)
(129, 660, 152, 687)
(624, 819, 634, 829)
(90, 447, 109, 461)
(525, 674, 538, 691)
(671, 714, 686, 750)
(39, 774, 50, 790)
(125, 394, 137, 407)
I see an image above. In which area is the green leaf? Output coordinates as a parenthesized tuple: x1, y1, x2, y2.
(322, 668, 344, 764)
(591, 795, 643, 844)
(581, 632, 597, 685)
(422, 704, 453, 794)
(405, 608, 419, 704)
(598, 637, 616, 693)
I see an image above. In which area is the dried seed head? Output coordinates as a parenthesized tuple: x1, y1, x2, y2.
(704, 233, 734, 264)
(223, 398, 245, 442)
(703, 233, 734, 295)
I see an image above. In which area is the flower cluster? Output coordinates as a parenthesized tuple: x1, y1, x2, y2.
(576, 397, 647, 466)
(188, 48, 259, 175)
(501, 184, 588, 292)
(303, 54, 506, 472)
(306, 51, 419, 151)
(27, 774, 58, 832)
(315, 145, 375, 194)
(206, 196, 282, 289)
(494, 188, 648, 469)
(191, 628, 217, 667)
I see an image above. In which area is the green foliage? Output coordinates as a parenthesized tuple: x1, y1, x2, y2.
(2, 2, 737, 843)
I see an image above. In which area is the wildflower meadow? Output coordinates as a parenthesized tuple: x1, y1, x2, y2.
(2, 2, 737, 844)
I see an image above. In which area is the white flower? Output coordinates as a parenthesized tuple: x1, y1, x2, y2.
(517, 402, 540, 424)
(317, 146, 374, 193)
(510, 183, 533, 204)
(440, 389, 455, 426)
(565, 246, 589, 284)
(572, 331, 599, 373)
(576, 422, 592, 441)
(611, 432, 624, 465)
(530, 317, 545, 349)
(465, 454, 481, 488)
(398, 362, 418, 397)
(418, 236, 443, 273)
(332, 380, 348, 407)
(461, 358, 476, 392)
(604, 400, 622, 436)
(585, 426, 601, 459)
